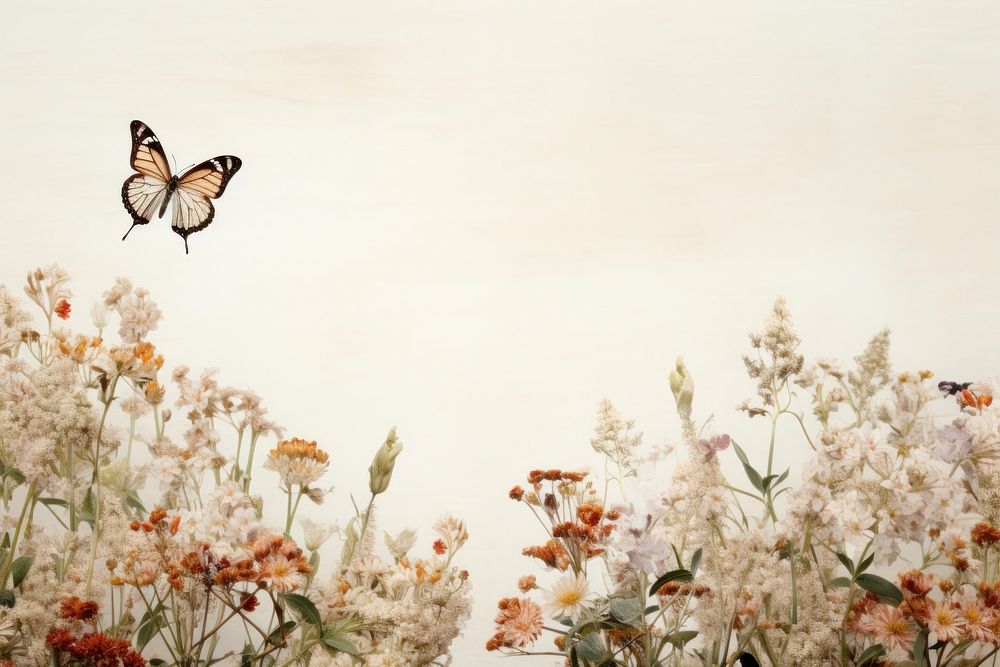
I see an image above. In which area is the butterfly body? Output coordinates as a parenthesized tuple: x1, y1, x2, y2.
(121, 120, 242, 254)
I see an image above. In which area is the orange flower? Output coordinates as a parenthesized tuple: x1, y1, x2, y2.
(54, 299, 71, 320)
(433, 539, 447, 555)
(144, 380, 166, 405)
(972, 523, 1000, 548)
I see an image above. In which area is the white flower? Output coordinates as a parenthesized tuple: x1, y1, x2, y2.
(300, 517, 338, 551)
(90, 302, 108, 329)
(543, 572, 593, 619)
(385, 528, 418, 560)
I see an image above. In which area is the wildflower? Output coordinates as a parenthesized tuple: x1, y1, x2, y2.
(488, 597, 543, 649)
(543, 572, 593, 619)
(518, 575, 537, 592)
(54, 298, 71, 320)
(260, 554, 303, 592)
(264, 438, 329, 488)
(697, 434, 731, 462)
(972, 522, 1000, 548)
(299, 517, 338, 551)
(862, 605, 917, 657)
(60, 596, 99, 621)
(385, 528, 418, 560)
(927, 601, 965, 643)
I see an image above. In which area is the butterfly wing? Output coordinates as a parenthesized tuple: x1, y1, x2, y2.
(170, 156, 242, 253)
(121, 121, 173, 239)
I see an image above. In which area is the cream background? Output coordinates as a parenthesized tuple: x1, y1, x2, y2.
(2, 1, 1000, 663)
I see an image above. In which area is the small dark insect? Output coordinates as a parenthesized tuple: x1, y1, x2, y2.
(121, 120, 242, 254)
(938, 380, 973, 396)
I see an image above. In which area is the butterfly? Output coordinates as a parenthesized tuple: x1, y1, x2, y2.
(121, 120, 242, 254)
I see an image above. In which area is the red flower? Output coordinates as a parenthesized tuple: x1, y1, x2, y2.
(433, 539, 447, 555)
(45, 628, 76, 651)
(60, 595, 99, 621)
(240, 593, 260, 612)
(54, 299, 71, 320)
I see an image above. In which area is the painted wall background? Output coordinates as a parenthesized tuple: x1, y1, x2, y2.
(2, 1, 999, 662)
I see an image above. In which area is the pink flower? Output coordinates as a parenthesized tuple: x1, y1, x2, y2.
(697, 434, 731, 462)
(861, 605, 917, 658)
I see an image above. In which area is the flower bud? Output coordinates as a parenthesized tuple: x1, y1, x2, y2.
(91, 303, 108, 330)
(368, 427, 403, 496)
(669, 357, 695, 418)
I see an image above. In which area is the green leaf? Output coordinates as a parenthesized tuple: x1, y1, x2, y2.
(573, 632, 608, 662)
(321, 631, 360, 656)
(39, 497, 68, 508)
(648, 569, 693, 597)
(856, 574, 904, 607)
(3, 468, 25, 485)
(689, 547, 703, 576)
(148, 661, 166, 667)
(126, 492, 146, 514)
(266, 620, 296, 647)
(856, 644, 886, 666)
(281, 592, 322, 628)
(913, 630, 928, 667)
(609, 597, 643, 625)
(731, 440, 751, 466)
(136, 602, 166, 649)
(0, 590, 13, 607)
(11, 555, 33, 587)
(775, 468, 789, 486)
(834, 552, 855, 575)
(743, 463, 765, 494)
(856, 552, 875, 575)
(78, 487, 96, 525)
(665, 630, 698, 648)
(827, 577, 851, 589)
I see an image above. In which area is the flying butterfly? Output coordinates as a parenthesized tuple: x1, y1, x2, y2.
(121, 120, 242, 254)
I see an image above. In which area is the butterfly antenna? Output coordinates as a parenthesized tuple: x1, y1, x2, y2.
(122, 222, 138, 242)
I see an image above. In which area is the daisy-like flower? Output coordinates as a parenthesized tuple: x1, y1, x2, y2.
(264, 437, 329, 488)
(927, 601, 965, 643)
(957, 598, 995, 642)
(543, 572, 593, 619)
(863, 605, 918, 657)
(260, 553, 303, 593)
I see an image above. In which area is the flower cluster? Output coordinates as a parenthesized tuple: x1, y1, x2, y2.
(0, 263, 469, 667)
(489, 298, 1000, 667)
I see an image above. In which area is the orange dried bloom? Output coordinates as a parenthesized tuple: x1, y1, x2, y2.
(522, 540, 570, 570)
(433, 539, 447, 555)
(517, 575, 537, 592)
(144, 381, 166, 405)
(268, 438, 329, 464)
(577, 502, 604, 527)
(973, 523, 1000, 548)
(509, 486, 524, 501)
